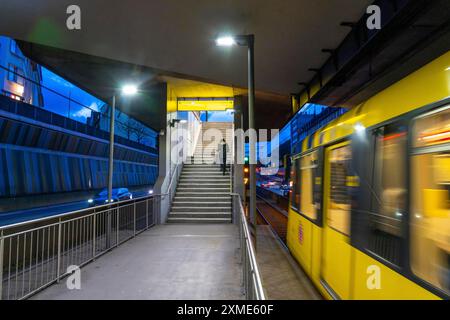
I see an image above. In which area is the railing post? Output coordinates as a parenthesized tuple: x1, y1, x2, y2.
(154, 197, 158, 225)
(146, 199, 149, 230)
(116, 208, 119, 247)
(106, 207, 112, 249)
(0, 230, 4, 300)
(133, 202, 136, 237)
(92, 212, 97, 259)
(56, 219, 62, 283)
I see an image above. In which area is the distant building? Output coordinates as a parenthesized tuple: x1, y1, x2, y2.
(0, 36, 44, 107)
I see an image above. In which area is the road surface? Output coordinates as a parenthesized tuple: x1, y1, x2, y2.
(0, 188, 151, 227)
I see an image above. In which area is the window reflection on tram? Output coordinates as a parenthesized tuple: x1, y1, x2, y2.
(369, 124, 407, 266)
(300, 151, 318, 220)
(328, 145, 352, 235)
(411, 106, 449, 293)
(290, 158, 300, 210)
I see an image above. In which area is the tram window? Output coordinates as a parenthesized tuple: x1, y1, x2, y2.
(328, 145, 352, 235)
(290, 158, 300, 210)
(411, 106, 450, 294)
(300, 151, 318, 220)
(368, 124, 407, 265)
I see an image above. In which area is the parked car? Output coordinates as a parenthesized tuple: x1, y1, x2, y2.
(261, 181, 277, 188)
(88, 188, 133, 206)
(280, 184, 291, 197)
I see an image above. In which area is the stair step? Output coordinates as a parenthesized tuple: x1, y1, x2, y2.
(177, 186, 230, 190)
(175, 193, 230, 197)
(179, 181, 229, 184)
(171, 206, 231, 212)
(180, 170, 229, 174)
(181, 174, 229, 177)
(183, 164, 222, 167)
(169, 212, 231, 218)
(172, 201, 231, 206)
(176, 188, 230, 191)
(178, 183, 230, 186)
(179, 175, 229, 178)
(173, 197, 231, 202)
(179, 177, 230, 180)
(167, 217, 231, 224)
(182, 168, 227, 170)
(181, 171, 230, 175)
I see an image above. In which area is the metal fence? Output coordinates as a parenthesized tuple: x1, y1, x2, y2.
(0, 195, 159, 300)
(233, 194, 266, 300)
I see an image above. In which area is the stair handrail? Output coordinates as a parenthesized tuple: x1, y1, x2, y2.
(232, 193, 266, 300)
(167, 161, 182, 209)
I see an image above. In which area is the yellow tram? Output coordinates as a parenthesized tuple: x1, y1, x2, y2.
(286, 51, 450, 300)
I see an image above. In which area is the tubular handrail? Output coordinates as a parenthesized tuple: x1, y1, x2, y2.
(232, 193, 266, 300)
(0, 194, 156, 231)
(167, 162, 181, 193)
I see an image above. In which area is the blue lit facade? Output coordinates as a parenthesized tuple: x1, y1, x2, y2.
(289, 104, 347, 155)
(0, 36, 43, 107)
(0, 37, 159, 198)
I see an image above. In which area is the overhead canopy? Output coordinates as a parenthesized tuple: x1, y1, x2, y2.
(17, 40, 292, 130)
(17, 40, 170, 131)
(0, 0, 372, 95)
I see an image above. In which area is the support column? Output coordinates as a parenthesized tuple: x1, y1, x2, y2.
(247, 35, 257, 247)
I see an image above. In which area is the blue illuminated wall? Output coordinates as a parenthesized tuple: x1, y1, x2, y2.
(0, 37, 160, 198)
(0, 94, 158, 197)
(289, 104, 347, 155)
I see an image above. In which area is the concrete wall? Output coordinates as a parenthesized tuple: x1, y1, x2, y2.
(153, 111, 186, 224)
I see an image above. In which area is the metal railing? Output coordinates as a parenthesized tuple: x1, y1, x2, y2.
(232, 193, 266, 300)
(0, 194, 160, 300)
(167, 162, 182, 214)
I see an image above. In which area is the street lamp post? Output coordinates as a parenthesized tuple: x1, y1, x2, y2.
(107, 84, 139, 203)
(216, 34, 257, 244)
(105, 84, 138, 248)
(107, 94, 116, 204)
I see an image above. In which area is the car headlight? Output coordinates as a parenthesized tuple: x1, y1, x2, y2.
(148, 190, 154, 195)
(88, 199, 93, 203)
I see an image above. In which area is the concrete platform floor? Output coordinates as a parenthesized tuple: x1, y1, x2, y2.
(31, 224, 244, 300)
(256, 225, 322, 300)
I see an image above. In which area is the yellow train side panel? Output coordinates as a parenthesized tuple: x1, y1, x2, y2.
(287, 211, 303, 270)
(321, 228, 353, 299)
(310, 224, 323, 291)
(287, 210, 332, 299)
(351, 249, 441, 300)
(287, 211, 313, 276)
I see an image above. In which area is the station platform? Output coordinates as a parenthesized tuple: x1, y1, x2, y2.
(31, 224, 243, 300)
(256, 225, 321, 300)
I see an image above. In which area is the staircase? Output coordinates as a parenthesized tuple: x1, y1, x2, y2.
(192, 122, 233, 164)
(167, 122, 233, 224)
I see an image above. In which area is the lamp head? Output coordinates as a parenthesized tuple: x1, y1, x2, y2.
(216, 36, 236, 46)
(216, 35, 253, 47)
(121, 85, 138, 96)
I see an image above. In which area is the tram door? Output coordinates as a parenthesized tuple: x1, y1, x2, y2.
(321, 142, 353, 299)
